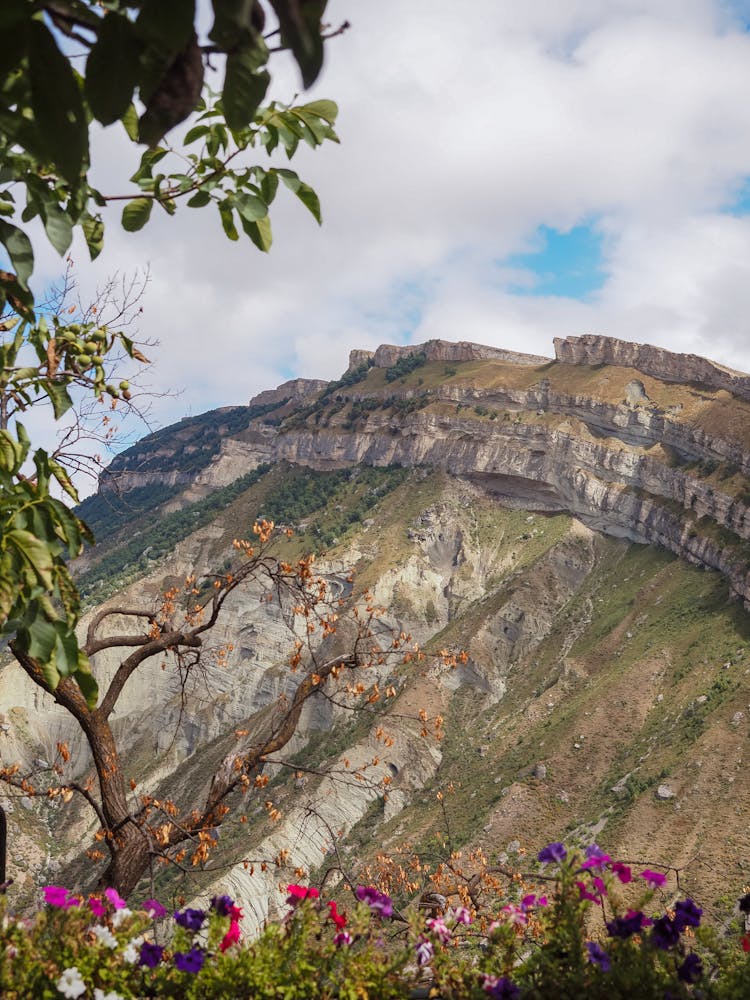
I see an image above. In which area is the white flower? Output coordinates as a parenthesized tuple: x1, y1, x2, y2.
(111, 906, 132, 928)
(56, 966, 86, 998)
(94, 990, 124, 1000)
(91, 923, 118, 948)
(121, 934, 144, 964)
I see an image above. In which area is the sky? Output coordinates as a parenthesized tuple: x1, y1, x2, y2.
(16, 0, 750, 462)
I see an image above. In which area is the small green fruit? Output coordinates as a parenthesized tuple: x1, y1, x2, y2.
(119, 380, 130, 391)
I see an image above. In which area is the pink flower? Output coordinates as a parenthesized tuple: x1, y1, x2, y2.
(612, 862, 632, 883)
(219, 918, 241, 952)
(502, 904, 528, 926)
(88, 896, 106, 918)
(576, 881, 602, 905)
(426, 917, 451, 943)
(640, 869, 667, 888)
(592, 876, 607, 896)
(450, 906, 473, 925)
(43, 886, 80, 910)
(105, 887, 127, 910)
(286, 884, 319, 906)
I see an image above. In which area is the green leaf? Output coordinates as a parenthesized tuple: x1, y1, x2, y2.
(300, 99, 338, 124)
(45, 379, 74, 420)
(235, 192, 268, 223)
(82, 215, 105, 261)
(74, 651, 98, 708)
(26, 615, 57, 663)
(28, 21, 88, 186)
(223, 51, 269, 131)
(121, 104, 140, 142)
(7, 529, 54, 590)
(218, 200, 239, 241)
(187, 189, 211, 208)
(276, 168, 321, 223)
(268, 0, 327, 88)
(0, 219, 34, 289)
(42, 202, 73, 257)
(261, 170, 279, 204)
(85, 12, 142, 126)
(241, 213, 272, 252)
(209, 0, 263, 49)
(121, 197, 154, 232)
(136, 0, 195, 54)
(184, 124, 210, 144)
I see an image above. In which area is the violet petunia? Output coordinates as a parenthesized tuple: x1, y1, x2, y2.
(537, 842, 567, 865)
(174, 946, 206, 974)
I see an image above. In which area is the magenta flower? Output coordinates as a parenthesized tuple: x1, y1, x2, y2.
(612, 862, 632, 883)
(582, 845, 611, 871)
(286, 884, 320, 906)
(143, 898, 167, 919)
(43, 886, 80, 910)
(426, 917, 451, 943)
(334, 930, 353, 947)
(88, 896, 106, 918)
(576, 881, 602, 905)
(640, 869, 667, 888)
(355, 885, 393, 918)
(451, 906, 473, 924)
(521, 893, 548, 908)
(104, 887, 127, 910)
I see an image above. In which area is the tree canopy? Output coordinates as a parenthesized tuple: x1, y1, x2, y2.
(0, 0, 340, 701)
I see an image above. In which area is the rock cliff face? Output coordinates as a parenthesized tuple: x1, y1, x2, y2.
(372, 338, 549, 368)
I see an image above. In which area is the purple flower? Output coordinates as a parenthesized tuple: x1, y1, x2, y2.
(483, 975, 521, 999)
(355, 885, 393, 918)
(582, 846, 611, 871)
(586, 941, 611, 972)
(416, 937, 434, 966)
(138, 941, 164, 968)
(673, 898, 702, 932)
(607, 910, 652, 939)
(174, 907, 206, 932)
(678, 953, 703, 984)
(210, 894, 235, 917)
(334, 930, 353, 947)
(174, 946, 206, 974)
(143, 898, 167, 919)
(651, 915, 681, 950)
(537, 842, 567, 865)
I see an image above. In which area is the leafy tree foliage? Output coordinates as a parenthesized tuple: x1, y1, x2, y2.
(0, 1, 340, 700)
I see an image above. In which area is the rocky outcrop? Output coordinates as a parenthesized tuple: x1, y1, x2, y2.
(555, 334, 750, 401)
(248, 377, 326, 409)
(346, 349, 375, 371)
(373, 339, 549, 368)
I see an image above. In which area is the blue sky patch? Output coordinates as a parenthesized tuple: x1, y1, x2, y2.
(722, 176, 750, 216)
(504, 222, 606, 300)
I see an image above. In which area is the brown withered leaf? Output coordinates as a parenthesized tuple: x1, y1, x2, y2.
(139, 31, 204, 148)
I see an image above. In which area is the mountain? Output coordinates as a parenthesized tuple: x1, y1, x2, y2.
(2, 335, 750, 930)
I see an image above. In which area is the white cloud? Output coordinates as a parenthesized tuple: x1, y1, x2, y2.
(26, 0, 750, 446)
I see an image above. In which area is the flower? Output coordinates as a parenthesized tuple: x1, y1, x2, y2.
(611, 862, 632, 883)
(586, 941, 611, 972)
(355, 885, 393, 918)
(104, 887, 127, 910)
(88, 896, 106, 918)
(640, 869, 667, 888)
(174, 946, 206, 973)
(501, 903, 528, 926)
(651, 915, 681, 950)
(416, 937, 434, 966)
(426, 917, 451, 942)
(673, 898, 702, 932)
(678, 953, 703, 984)
(138, 941, 165, 968)
(334, 930, 352, 947)
(581, 848, 612, 871)
(537, 842, 567, 865)
(286, 884, 320, 906)
(91, 923, 118, 948)
(121, 935, 143, 964)
(44, 886, 80, 910)
(482, 975, 521, 999)
(219, 918, 241, 952)
(607, 910, 652, 938)
(143, 898, 167, 919)
(743, 934, 750, 953)
(210, 894, 235, 916)
(56, 967, 86, 998)
(174, 907, 206, 931)
(94, 991, 123, 1000)
(576, 881, 602, 905)
(111, 906, 132, 928)
(327, 900, 347, 929)
(521, 894, 547, 908)
(449, 905, 473, 924)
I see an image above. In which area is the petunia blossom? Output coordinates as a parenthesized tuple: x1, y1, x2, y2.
(586, 941, 611, 972)
(334, 930, 353, 947)
(450, 906, 473, 925)
(611, 862, 632, 884)
(673, 898, 702, 932)
(143, 898, 167, 919)
(94, 990, 123, 1000)
(286, 884, 320, 906)
(90, 924, 118, 948)
(355, 885, 393, 918)
(482, 975, 521, 999)
(210, 894, 235, 917)
(56, 967, 86, 999)
(104, 887, 127, 910)
(537, 842, 567, 865)
(174, 907, 206, 932)
(174, 946, 206, 973)
(88, 896, 106, 918)
(138, 941, 165, 968)
(416, 937, 434, 966)
(576, 881, 602, 905)
(44, 886, 80, 910)
(640, 869, 667, 889)
(327, 900, 347, 929)
(678, 953, 703, 984)
(219, 918, 241, 952)
(426, 917, 451, 943)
